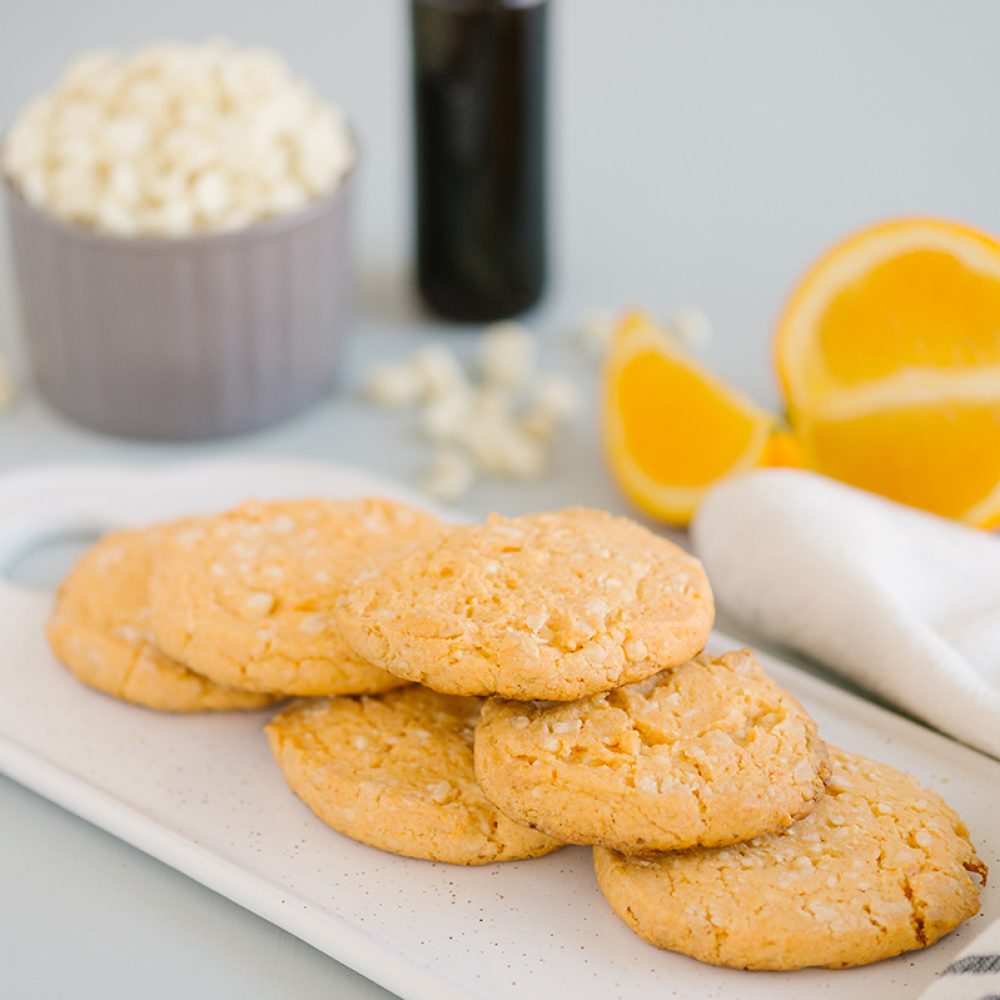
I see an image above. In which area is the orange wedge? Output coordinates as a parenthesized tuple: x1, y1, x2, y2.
(603, 312, 793, 525)
(775, 217, 1000, 526)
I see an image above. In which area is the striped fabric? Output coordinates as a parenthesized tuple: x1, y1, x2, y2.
(922, 921, 1000, 999)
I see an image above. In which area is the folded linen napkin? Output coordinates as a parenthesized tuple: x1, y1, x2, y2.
(691, 469, 1000, 760)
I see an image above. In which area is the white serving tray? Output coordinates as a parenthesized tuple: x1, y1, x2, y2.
(0, 458, 996, 1000)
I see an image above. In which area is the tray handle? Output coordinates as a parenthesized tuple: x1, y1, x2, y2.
(0, 505, 110, 596)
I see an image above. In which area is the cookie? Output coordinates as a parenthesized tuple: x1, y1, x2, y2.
(150, 498, 441, 695)
(594, 746, 987, 970)
(475, 649, 829, 853)
(47, 526, 277, 712)
(265, 687, 563, 865)
(336, 507, 714, 701)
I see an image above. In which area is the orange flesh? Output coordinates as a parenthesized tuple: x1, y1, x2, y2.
(815, 249, 1000, 388)
(617, 351, 759, 487)
(800, 400, 1000, 519)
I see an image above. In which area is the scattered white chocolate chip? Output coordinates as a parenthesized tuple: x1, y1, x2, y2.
(421, 388, 471, 443)
(364, 361, 423, 408)
(361, 319, 583, 501)
(478, 322, 535, 387)
(421, 449, 475, 503)
(574, 307, 617, 358)
(531, 373, 580, 421)
(411, 344, 467, 400)
(669, 304, 713, 349)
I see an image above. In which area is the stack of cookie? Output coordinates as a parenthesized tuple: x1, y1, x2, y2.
(47, 498, 441, 711)
(46, 498, 987, 972)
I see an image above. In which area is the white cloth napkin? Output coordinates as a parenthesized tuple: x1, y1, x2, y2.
(691, 469, 1000, 760)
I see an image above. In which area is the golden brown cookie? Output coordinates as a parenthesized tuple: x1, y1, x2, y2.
(150, 498, 441, 695)
(47, 526, 277, 712)
(594, 745, 987, 970)
(475, 649, 829, 852)
(336, 507, 714, 701)
(265, 687, 563, 865)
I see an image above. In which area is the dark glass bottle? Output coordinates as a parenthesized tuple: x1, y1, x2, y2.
(411, 0, 548, 322)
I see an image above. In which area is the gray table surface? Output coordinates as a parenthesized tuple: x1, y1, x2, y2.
(2, 2, 998, 997)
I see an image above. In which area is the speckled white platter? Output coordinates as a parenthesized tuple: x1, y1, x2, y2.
(0, 458, 996, 999)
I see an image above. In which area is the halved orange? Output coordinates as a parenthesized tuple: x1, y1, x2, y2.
(775, 217, 1000, 526)
(603, 312, 792, 525)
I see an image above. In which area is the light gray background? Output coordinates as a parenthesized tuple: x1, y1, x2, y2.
(1, 2, 997, 997)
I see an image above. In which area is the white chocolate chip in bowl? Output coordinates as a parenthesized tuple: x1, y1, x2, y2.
(2, 40, 359, 439)
(2, 39, 355, 237)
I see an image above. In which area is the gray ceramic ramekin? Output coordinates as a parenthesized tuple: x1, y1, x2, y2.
(4, 173, 353, 439)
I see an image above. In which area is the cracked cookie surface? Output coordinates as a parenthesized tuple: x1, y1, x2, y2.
(594, 745, 987, 970)
(47, 526, 277, 712)
(335, 507, 714, 701)
(150, 498, 441, 695)
(475, 649, 829, 852)
(265, 686, 563, 865)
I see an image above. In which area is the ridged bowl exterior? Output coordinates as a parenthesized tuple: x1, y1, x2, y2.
(4, 176, 352, 439)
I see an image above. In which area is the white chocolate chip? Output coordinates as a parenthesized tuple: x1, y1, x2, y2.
(426, 780, 451, 803)
(421, 449, 475, 502)
(525, 611, 549, 633)
(636, 773, 659, 793)
(3, 40, 354, 237)
(529, 373, 581, 423)
(551, 719, 582, 735)
(478, 322, 535, 388)
(669, 305, 713, 349)
(411, 344, 466, 400)
(115, 625, 143, 645)
(243, 591, 274, 617)
(421, 388, 471, 443)
(574, 307, 616, 358)
(298, 613, 327, 635)
(794, 759, 816, 783)
(364, 361, 423, 408)
(624, 638, 648, 661)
